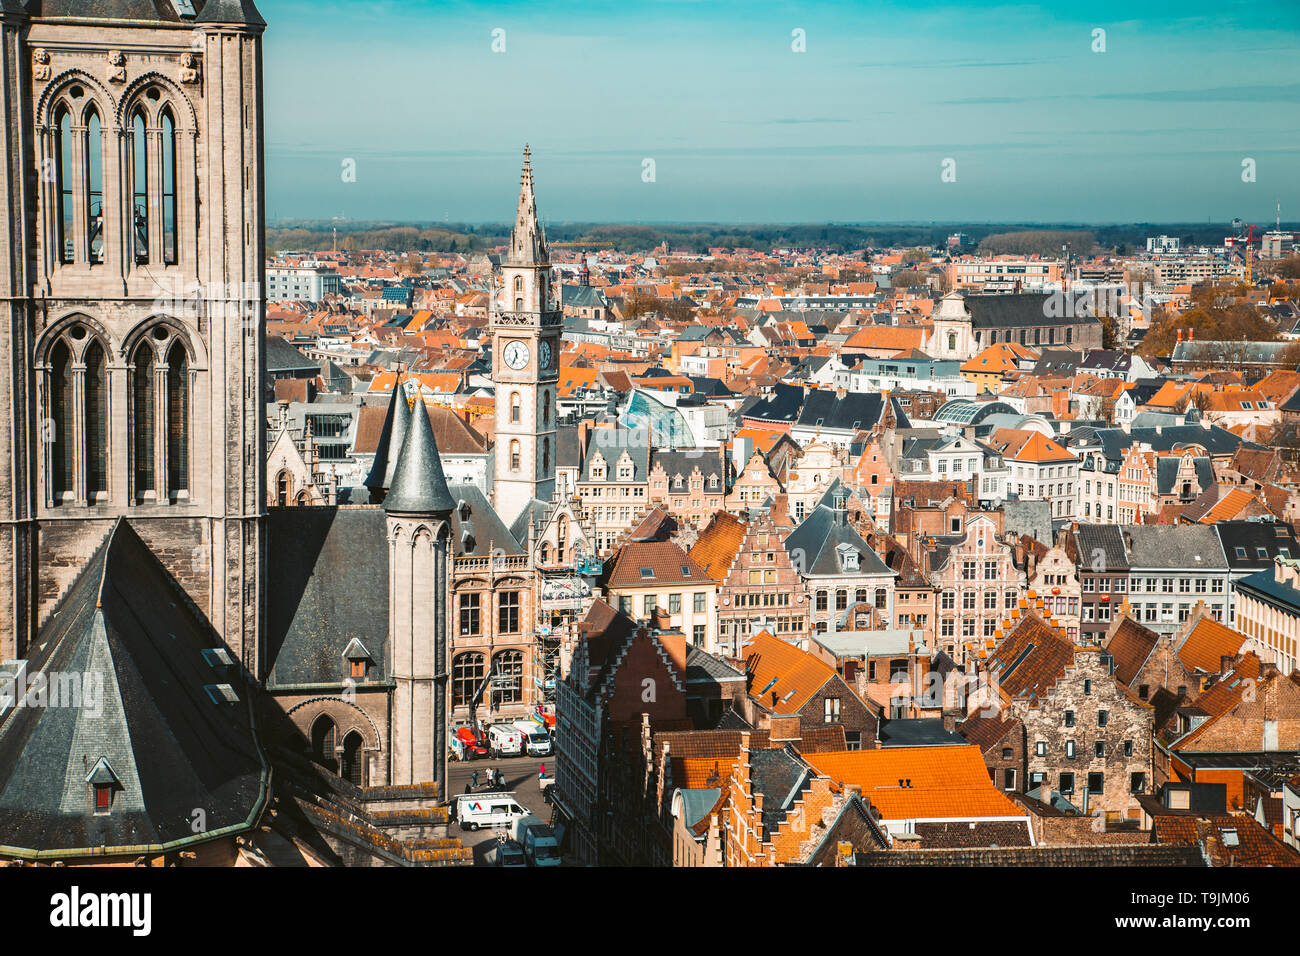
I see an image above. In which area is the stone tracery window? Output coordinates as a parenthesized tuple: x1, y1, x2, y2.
(44, 322, 109, 505)
(130, 325, 192, 502)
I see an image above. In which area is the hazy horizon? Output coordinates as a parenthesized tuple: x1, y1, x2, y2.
(261, 0, 1300, 225)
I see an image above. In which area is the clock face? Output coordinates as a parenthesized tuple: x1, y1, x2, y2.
(503, 341, 530, 371)
(539, 341, 552, 370)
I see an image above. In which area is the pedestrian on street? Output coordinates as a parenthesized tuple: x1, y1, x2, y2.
(539, 763, 546, 779)
(471, 769, 479, 788)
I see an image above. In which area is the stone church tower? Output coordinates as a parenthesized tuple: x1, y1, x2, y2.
(383, 389, 454, 789)
(0, 1, 267, 669)
(490, 146, 559, 525)
(929, 290, 977, 361)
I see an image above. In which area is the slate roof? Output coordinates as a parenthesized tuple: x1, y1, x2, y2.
(784, 499, 893, 578)
(1154, 456, 1214, 496)
(27, 0, 262, 23)
(967, 293, 1100, 330)
(266, 335, 318, 374)
(452, 483, 523, 557)
(267, 507, 388, 688)
(1214, 520, 1300, 573)
(1123, 524, 1227, 571)
(796, 389, 886, 433)
(364, 382, 412, 492)
(1073, 524, 1129, 574)
(743, 383, 805, 424)
(1233, 564, 1300, 613)
(684, 646, 746, 685)
(877, 718, 967, 747)
(384, 392, 455, 515)
(0, 519, 268, 857)
(1001, 500, 1053, 548)
(651, 447, 726, 484)
(748, 747, 813, 840)
(1090, 423, 1252, 466)
(581, 426, 651, 482)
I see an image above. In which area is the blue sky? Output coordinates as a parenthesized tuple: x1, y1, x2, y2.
(260, 0, 1300, 225)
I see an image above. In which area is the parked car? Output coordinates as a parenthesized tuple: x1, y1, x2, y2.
(487, 723, 523, 758)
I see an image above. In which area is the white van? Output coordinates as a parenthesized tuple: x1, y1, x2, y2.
(513, 720, 552, 757)
(456, 793, 529, 831)
(487, 723, 523, 757)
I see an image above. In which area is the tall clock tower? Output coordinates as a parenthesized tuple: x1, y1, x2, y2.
(491, 146, 559, 524)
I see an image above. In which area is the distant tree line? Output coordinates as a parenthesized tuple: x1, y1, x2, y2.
(264, 220, 1284, 258)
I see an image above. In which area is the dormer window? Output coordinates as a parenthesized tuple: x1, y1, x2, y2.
(86, 757, 120, 814)
(343, 638, 374, 682)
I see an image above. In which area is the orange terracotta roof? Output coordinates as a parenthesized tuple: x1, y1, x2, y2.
(556, 365, 598, 398)
(734, 428, 786, 454)
(742, 630, 837, 716)
(1196, 488, 1261, 524)
(992, 428, 1075, 464)
(804, 746, 1027, 820)
(603, 540, 712, 589)
(1177, 617, 1249, 675)
(842, 326, 927, 353)
(688, 512, 747, 583)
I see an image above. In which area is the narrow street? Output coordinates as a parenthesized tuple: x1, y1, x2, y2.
(447, 754, 557, 866)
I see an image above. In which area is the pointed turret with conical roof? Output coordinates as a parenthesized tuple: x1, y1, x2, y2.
(505, 144, 548, 267)
(364, 374, 414, 500)
(384, 390, 455, 516)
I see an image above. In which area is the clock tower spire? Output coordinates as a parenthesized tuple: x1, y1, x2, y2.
(491, 146, 559, 523)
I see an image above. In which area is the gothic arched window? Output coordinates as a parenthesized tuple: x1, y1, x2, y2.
(87, 106, 104, 264)
(311, 715, 337, 773)
(341, 732, 364, 786)
(542, 391, 550, 425)
(493, 650, 524, 705)
(510, 439, 521, 472)
(84, 340, 107, 496)
(276, 470, 291, 507)
(510, 391, 521, 423)
(452, 652, 486, 708)
(43, 323, 110, 505)
(55, 105, 74, 264)
(515, 297, 523, 311)
(947, 331, 957, 352)
(542, 437, 550, 474)
(513, 275, 522, 293)
(161, 107, 178, 265)
(166, 340, 189, 494)
(132, 343, 155, 496)
(49, 340, 74, 495)
(130, 110, 149, 264)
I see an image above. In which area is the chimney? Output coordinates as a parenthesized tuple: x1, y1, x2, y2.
(769, 714, 801, 745)
(1176, 329, 1183, 345)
